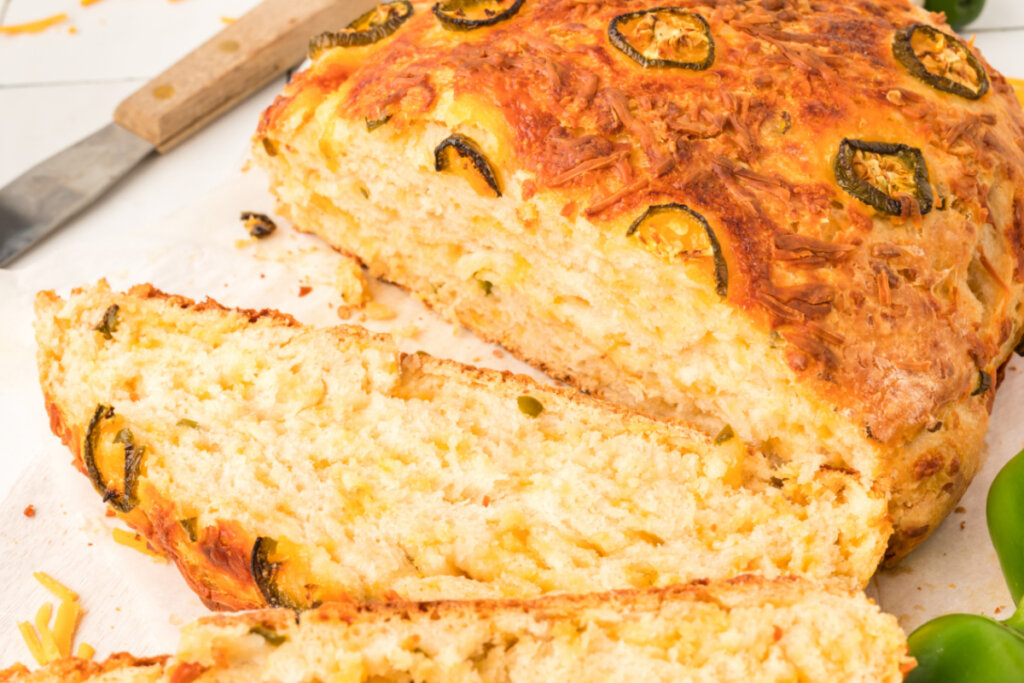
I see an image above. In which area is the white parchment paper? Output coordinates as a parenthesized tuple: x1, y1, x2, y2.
(1, 169, 1022, 667)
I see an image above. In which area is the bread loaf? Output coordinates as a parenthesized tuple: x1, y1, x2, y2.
(253, 0, 1024, 562)
(35, 282, 888, 610)
(0, 577, 912, 682)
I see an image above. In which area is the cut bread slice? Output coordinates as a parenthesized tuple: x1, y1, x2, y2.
(36, 282, 889, 610)
(0, 577, 914, 682)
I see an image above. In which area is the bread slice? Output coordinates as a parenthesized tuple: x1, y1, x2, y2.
(252, 0, 1024, 563)
(0, 577, 913, 682)
(36, 282, 888, 609)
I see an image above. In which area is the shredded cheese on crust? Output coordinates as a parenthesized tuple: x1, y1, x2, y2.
(112, 527, 167, 561)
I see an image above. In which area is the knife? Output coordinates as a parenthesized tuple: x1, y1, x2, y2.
(0, 0, 371, 267)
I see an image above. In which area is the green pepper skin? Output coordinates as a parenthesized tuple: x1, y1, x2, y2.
(433, 0, 525, 31)
(626, 203, 728, 297)
(988, 449, 1024, 605)
(608, 8, 714, 71)
(309, 1, 413, 58)
(907, 614, 1024, 682)
(892, 25, 989, 100)
(250, 537, 307, 611)
(834, 139, 933, 216)
(925, 0, 986, 30)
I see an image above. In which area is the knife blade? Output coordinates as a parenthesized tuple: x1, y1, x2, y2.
(0, 0, 370, 268)
(0, 124, 152, 266)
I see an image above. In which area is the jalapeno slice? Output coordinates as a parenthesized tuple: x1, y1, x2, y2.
(434, 133, 501, 198)
(249, 624, 287, 646)
(834, 139, 933, 216)
(83, 405, 145, 513)
(609, 7, 714, 70)
(893, 24, 989, 100)
(309, 1, 413, 58)
(627, 204, 728, 297)
(365, 114, 393, 132)
(432, 0, 525, 31)
(178, 517, 198, 542)
(240, 212, 277, 238)
(251, 537, 307, 610)
(94, 305, 119, 340)
(973, 370, 992, 396)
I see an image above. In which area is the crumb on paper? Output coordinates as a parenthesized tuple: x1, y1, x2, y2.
(960, 521, 966, 530)
(493, 349, 504, 358)
(337, 306, 355, 320)
(363, 302, 396, 321)
(336, 258, 370, 306)
(954, 506, 966, 514)
(298, 285, 313, 298)
(0, 12, 68, 34)
(393, 324, 421, 341)
(104, 509, 115, 518)
(23, 504, 35, 518)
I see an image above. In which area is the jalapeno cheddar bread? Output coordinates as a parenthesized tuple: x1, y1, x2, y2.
(35, 282, 888, 610)
(253, 0, 1024, 563)
(0, 577, 913, 682)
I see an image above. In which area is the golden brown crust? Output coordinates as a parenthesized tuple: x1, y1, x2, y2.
(257, 0, 1024, 562)
(262, 0, 1024, 446)
(0, 654, 166, 683)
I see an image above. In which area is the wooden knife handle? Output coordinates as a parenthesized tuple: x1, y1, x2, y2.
(114, 0, 365, 152)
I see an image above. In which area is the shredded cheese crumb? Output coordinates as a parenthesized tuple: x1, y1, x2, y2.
(17, 621, 45, 666)
(34, 571, 79, 603)
(363, 302, 397, 321)
(76, 642, 95, 659)
(35, 603, 60, 663)
(112, 527, 167, 561)
(18, 573, 87, 666)
(0, 13, 68, 34)
(54, 599, 81, 657)
(80, 0, 105, 6)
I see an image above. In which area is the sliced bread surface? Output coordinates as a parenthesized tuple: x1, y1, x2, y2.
(36, 282, 889, 609)
(0, 577, 913, 682)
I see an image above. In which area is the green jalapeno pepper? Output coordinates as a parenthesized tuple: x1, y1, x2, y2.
(893, 24, 989, 100)
(924, 0, 986, 31)
(906, 448, 1024, 681)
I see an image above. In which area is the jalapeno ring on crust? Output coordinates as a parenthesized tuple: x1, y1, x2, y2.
(627, 203, 728, 297)
(309, 1, 413, 58)
(609, 7, 714, 71)
(251, 537, 308, 610)
(434, 133, 502, 198)
(83, 404, 145, 513)
(432, 0, 525, 31)
(892, 24, 989, 100)
(834, 139, 933, 216)
(972, 370, 992, 396)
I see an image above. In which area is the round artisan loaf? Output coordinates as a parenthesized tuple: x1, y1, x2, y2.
(254, 0, 1024, 562)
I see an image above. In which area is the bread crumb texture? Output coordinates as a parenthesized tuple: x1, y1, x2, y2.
(35, 283, 888, 609)
(0, 578, 912, 682)
(253, 0, 1024, 562)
